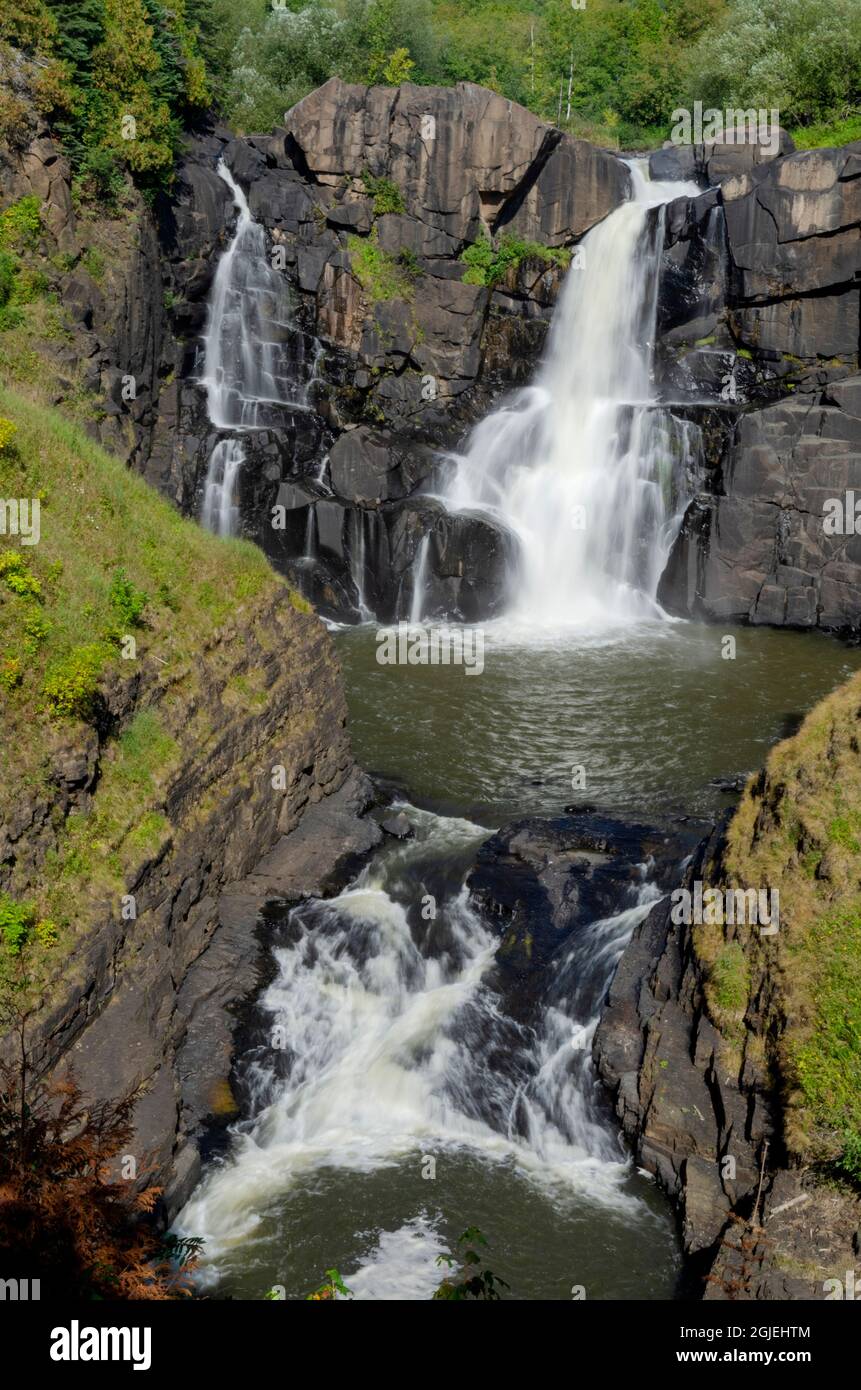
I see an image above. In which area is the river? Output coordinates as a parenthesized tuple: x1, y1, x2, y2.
(177, 155, 861, 1300)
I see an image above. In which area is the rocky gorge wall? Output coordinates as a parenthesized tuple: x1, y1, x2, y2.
(654, 140, 861, 632)
(595, 668, 861, 1298)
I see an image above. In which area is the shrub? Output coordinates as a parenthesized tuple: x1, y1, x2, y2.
(0, 894, 37, 955)
(0, 252, 16, 308)
(108, 567, 148, 628)
(81, 247, 105, 283)
(22, 609, 48, 654)
(42, 642, 107, 719)
(71, 146, 125, 209)
(433, 1227, 509, 1300)
(0, 551, 42, 599)
(0, 196, 41, 253)
(0, 416, 16, 451)
(1, 658, 22, 691)
(461, 232, 571, 288)
(347, 226, 418, 301)
(362, 169, 406, 215)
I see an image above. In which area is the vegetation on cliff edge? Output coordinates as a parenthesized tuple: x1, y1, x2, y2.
(711, 669, 861, 1185)
(0, 387, 295, 970)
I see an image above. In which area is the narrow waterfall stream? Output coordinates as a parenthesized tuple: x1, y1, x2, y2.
(199, 161, 310, 536)
(179, 162, 861, 1298)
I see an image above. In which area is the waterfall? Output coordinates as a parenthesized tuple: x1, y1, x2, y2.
(201, 161, 309, 429)
(201, 438, 244, 538)
(199, 160, 310, 536)
(177, 807, 660, 1285)
(349, 509, 371, 619)
(409, 534, 430, 624)
(445, 162, 701, 627)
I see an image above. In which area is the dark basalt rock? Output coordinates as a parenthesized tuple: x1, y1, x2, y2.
(659, 387, 861, 630)
(467, 812, 703, 1021)
(654, 141, 861, 632)
(648, 127, 794, 186)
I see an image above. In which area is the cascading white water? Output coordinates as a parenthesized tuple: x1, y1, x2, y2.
(199, 161, 310, 536)
(201, 438, 244, 537)
(178, 807, 660, 1286)
(445, 162, 701, 626)
(409, 534, 430, 624)
(202, 162, 309, 429)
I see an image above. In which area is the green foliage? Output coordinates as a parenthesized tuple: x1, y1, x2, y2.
(0, 198, 45, 330)
(81, 247, 105, 283)
(112, 709, 177, 792)
(19, 0, 211, 197)
(42, 642, 108, 719)
(791, 112, 861, 150)
(108, 567, 148, 628)
(306, 1266, 353, 1300)
(709, 941, 749, 1014)
(381, 45, 414, 84)
(0, 256, 15, 309)
(71, 146, 126, 208)
(0, 550, 42, 599)
(791, 912, 861, 1187)
(362, 169, 406, 215)
(836, 1131, 861, 1186)
(0, 895, 37, 956)
(347, 226, 418, 301)
(433, 1226, 509, 1300)
(0, 196, 41, 253)
(22, 609, 49, 654)
(461, 231, 570, 288)
(0, 418, 17, 452)
(683, 0, 861, 129)
(0, 252, 23, 328)
(827, 813, 861, 854)
(218, 0, 438, 133)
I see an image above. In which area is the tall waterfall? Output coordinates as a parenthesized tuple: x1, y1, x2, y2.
(199, 161, 309, 536)
(446, 163, 701, 626)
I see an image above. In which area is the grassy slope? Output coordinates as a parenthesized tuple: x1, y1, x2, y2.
(0, 386, 297, 947)
(711, 670, 861, 1181)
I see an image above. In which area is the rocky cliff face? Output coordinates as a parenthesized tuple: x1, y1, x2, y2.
(141, 80, 632, 622)
(654, 142, 861, 633)
(595, 671, 861, 1298)
(1, 563, 364, 1214)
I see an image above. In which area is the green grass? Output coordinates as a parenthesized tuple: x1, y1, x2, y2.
(790, 112, 861, 150)
(0, 386, 282, 870)
(709, 942, 750, 1014)
(725, 668, 861, 1184)
(790, 912, 861, 1184)
(0, 387, 276, 741)
(0, 387, 321, 956)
